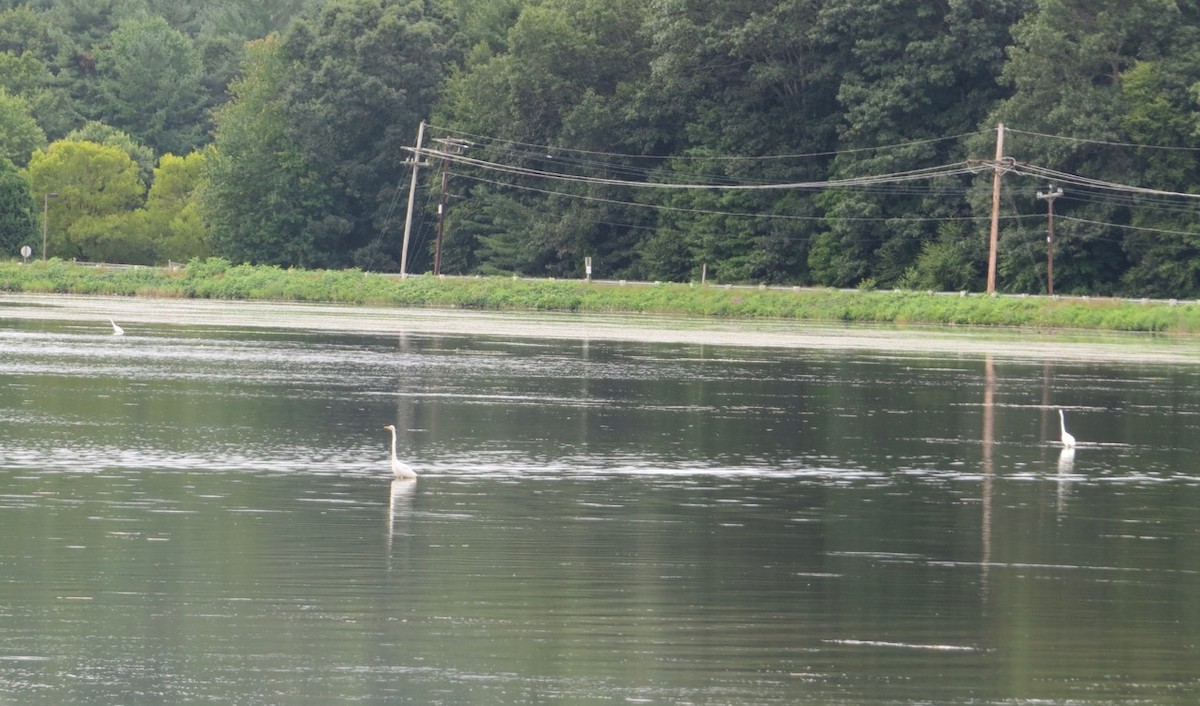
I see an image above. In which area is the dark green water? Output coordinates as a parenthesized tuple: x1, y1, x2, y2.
(1, 317, 1198, 704)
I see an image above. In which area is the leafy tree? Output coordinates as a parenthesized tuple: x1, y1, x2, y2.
(203, 36, 323, 266)
(812, 0, 1030, 289)
(37, 0, 141, 120)
(273, 0, 461, 270)
(190, 0, 324, 41)
(0, 50, 45, 96)
(94, 15, 208, 155)
(447, 0, 526, 65)
(897, 221, 985, 291)
(0, 88, 45, 164)
(439, 0, 655, 277)
(143, 150, 208, 262)
(1116, 58, 1200, 297)
(979, 0, 1199, 296)
(65, 120, 156, 184)
(623, 0, 842, 283)
(0, 157, 37, 257)
(77, 149, 210, 266)
(23, 139, 145, 260)
(0, 5, 52, 58)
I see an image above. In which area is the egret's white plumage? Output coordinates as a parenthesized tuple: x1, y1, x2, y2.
(383, 424, 417, 479)
(109, 318, 124, 336)
(1058, 408, 1076, 449)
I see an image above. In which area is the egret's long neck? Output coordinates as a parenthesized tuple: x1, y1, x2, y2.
(1059, 410, 1066, 431)
(389, 428, 399, 461)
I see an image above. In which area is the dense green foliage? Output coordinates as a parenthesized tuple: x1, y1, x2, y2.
(6, 0, 1200, 299)
(3, 259, 1200, 334)
(0, 157, 37, 254)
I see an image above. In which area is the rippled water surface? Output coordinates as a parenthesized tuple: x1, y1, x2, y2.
(2, 311, 1199, 705)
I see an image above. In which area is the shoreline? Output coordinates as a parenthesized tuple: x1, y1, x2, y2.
(3, 292, 1199, 365)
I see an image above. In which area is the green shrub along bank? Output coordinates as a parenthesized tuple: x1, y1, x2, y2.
(3, 259, 1200, 334)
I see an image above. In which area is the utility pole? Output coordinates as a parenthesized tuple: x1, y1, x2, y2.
(400, 121, 427, 278)
(434, 156, 448, 275)
(430, 138, 470, 276)
(1036, 185, 1063, 296)
(986, 123, 1005, 295)
(41, 192, 58, 261)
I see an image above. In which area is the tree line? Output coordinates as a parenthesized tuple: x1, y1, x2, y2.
(3, 0, 1200, 298)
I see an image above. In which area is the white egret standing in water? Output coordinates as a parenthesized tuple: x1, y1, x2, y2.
(109, 318, 124, 336)
(383, 424, 417, 480)
(1058, 408, 1076, 448)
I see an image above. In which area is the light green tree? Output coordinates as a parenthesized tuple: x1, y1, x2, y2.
(143, 151, 208, 262)
(65, 121, 157, 185)
(24, 139, 145, 260)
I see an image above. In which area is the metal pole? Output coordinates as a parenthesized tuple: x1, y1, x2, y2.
(1037, 185, 1063, 295)
(41, 192, 57, 261)
(986, 123, 1005, 294)
(400, 120, 426, 278)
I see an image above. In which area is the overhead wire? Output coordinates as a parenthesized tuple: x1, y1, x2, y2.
(425, 122, 987, 162)
(398, 125, 1200, 260)
(1057, 215, 1200, 239)
(1006, 127, 1200, 153)
(1010, 162, 1200, 200)
(417, 145, 979, 192)
(453, 172, 1012, 226)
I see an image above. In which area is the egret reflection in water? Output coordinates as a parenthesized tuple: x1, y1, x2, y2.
(1058, 408, 1076, 448)
(1057, 446, 1076, 512)
(386, 478, 416, 553)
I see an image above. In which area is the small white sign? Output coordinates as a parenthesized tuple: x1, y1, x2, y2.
(20, 245, 32, 260)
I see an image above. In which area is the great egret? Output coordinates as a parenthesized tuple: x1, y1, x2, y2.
(1058, 408, 1076, 448)
(382, 424, 417, 480)
(109, 318, 124, 336)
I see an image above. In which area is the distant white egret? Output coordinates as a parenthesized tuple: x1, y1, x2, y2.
(1058, 408, 1076, 449)
(383, 424, 417, 480)
(109, 318, 124, 336)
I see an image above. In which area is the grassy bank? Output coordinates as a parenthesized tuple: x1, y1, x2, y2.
(3, 258, 1200, 334)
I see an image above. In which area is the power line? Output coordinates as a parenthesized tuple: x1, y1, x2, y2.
(1006, 127, 1200, 153)
(1010, 162, 1200, 200)
(453, 172, 1018, 225)
(1057, 215, 1200, 239)
(404, 124, 1200, 273)
(417, 146, 978, 191)
(425, 123, 986, 162)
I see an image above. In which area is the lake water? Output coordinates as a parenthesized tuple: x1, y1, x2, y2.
(2, 299, 1199, 704)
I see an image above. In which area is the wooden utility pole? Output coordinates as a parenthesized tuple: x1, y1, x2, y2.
(1037, 185, 1063, 295)
(986, 123, 1005, 294)
(400, 120, 427, 278)
(434, 156, 448, 275)
(430, 137, 470, 276)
